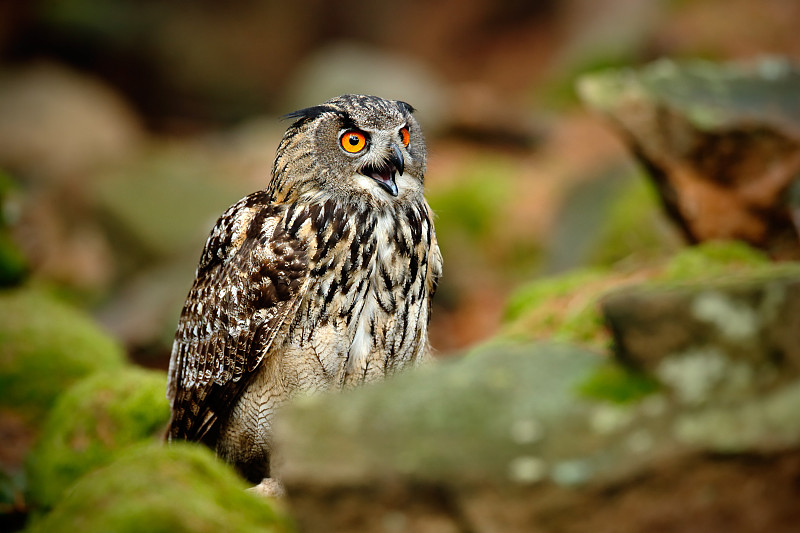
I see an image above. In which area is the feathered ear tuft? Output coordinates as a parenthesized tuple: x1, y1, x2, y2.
(396, 101, 416, 115)
(282, 105, 338, 126)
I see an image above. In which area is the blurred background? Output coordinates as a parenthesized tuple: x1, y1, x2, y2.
(2, 0, 798, 365)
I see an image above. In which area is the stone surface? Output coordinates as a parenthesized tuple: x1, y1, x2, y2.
(274, 343, 614, 489)
(26, 443, 291, 533)
(280, 42, 449, 134)
(602, 268, 800, 394)
(273, 252, 800, 532)
(0, 63, 143, 183)
(502, 241, 785, 353)
(25, 367, 171, 509)
(578, 58, 800, 258)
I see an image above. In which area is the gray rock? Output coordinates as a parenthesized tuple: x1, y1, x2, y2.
(273, 264, 800, 531)
(273, 342, 668, 490)
(280, 42, 449, 135)
(602, 268, 800, 403)
(578, 58, 800, 258)
(0, 63, 143, 183)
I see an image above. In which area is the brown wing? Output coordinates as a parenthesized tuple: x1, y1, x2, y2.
(166, 191, 309, 445)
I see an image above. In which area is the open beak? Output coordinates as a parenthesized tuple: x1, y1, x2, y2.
(360, 143, 404, 197)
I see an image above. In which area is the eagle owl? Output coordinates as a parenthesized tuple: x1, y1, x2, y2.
(166, 94, 442, 486)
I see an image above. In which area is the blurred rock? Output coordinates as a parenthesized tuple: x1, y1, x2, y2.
(0, 63, 144, 294)
(443, 83, 543, 148)
(12, 194, 116, 294)
(26, 443, 292, 533)
(0, 288, 125, 422)
(503, 241, 782, 352)
(602, 265, 800, 413)
(545, 164, 681, 273)
(545, 0, 665, 102)
(272, 246, 800, 531)
(0, 62, 143, 183)
(93, 143, 243, 262)
(274, 343, 611, 488)
(25, 367, 170, 509)
(96, 258, 195, 357)
(281, 42, 450, 134)
(284, 41, 542, 147)
(578, 58, 800, 259)
(558, 165, 683, 271)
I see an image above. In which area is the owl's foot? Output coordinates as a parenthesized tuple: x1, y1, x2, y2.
(246, 477, 286, 498)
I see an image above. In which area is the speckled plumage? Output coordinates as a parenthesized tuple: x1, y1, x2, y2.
(166, 95, 442, 484)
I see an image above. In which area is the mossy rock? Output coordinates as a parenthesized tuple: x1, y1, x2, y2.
(26, 443, 292, 533)
(502, 241, 789, 351)
(94, 145, 244, 259)
(577, 363, 661, 405)
(578, 57, 800, 134)
(659, 240, 773, 282)
(26, 367, 171, 509)
(275, 342, 602, 487)
(502, 268, 615, 351)
(0, 288, 126, 420)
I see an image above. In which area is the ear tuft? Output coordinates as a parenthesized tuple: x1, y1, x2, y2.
(282, 105, 338, 126)
(396, 101, 416, 115)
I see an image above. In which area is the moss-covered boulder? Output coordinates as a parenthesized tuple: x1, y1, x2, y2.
(274, 342, 610, 487)
(26, 443, 292, 533)
(26, 367, 170, 509)
(502, 267, 613, 351)
(502, 241, 782, 351)
(0, 288, 126, 420)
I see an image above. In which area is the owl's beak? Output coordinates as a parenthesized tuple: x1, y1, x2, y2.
(360, 143, 404, 197)
(389, 143, 405, 176)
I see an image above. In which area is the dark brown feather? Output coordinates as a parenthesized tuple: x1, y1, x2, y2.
(167, 195, 309, 443)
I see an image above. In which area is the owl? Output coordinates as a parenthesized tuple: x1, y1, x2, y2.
(166, 94, 442, 489)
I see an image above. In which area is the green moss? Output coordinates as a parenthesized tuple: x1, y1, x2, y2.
(589, 175, 675, 267)
(26, 443, 292, 533)
(0, 288, 126, 420)
(501, 240, 795, 352)
(427, 155, 513, 245)
(502, 268, 614, 351)
(505, 268, 606, 323)
(661, 240, 771, 281)
(577, 363, 661, 404)
(26, 367, 171, 509)
(0, 232, 27, 286)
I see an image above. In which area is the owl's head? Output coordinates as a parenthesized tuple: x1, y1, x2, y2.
(271, 94, 427, 206)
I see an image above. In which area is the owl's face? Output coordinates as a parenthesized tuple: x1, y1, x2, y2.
(278, 95, 427, 206)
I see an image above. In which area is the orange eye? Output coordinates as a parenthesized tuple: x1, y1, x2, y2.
(399, 127, 410, 147)
(340, 130, 367, 153)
